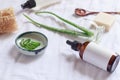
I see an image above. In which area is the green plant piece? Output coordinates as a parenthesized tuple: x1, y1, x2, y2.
(20, 38, 40, 50)
(24, 14, 91, 37)
(35, 11, 94, 37)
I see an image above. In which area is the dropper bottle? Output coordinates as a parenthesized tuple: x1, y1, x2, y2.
(21, 0, 60, 10)
(66, 40, 120, 72)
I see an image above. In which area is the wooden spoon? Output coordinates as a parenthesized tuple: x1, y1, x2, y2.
(75, 8, 120, 16)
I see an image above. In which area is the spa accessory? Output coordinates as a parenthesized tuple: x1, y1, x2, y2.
(21, 0, 60, 10)
(0, 7, 17, 33)
(75, 8, 120, 16)
(15, 31, 48, 56)
(66, 40, 120, 72)
(94, 12, 115, 32)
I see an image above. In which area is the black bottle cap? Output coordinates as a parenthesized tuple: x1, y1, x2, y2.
(66, 40, 79, 51)
(21, 0, 36, 9)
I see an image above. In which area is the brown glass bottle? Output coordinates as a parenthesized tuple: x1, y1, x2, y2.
(66, 40, 120, 72)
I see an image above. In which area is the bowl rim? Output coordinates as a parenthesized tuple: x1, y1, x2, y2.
(15, 31, 48, 52)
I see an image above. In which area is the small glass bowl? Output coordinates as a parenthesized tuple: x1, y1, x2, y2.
(78, 18, 105, 43)
(15, 31, 48, 56)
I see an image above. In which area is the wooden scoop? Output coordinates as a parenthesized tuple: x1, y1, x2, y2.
(75, 8, 120, 16)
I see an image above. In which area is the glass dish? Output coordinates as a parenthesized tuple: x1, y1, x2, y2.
(78, 18, 105, 43)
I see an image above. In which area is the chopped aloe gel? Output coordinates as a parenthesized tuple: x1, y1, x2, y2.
(20, 38, 41, 50)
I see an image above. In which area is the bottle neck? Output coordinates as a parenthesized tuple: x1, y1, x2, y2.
(66, 40, 90, 59)
(79, 41, 89, 59)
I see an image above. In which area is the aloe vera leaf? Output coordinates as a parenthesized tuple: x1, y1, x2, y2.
(24, 14, 90, 37)
(35, 11, 94, 37)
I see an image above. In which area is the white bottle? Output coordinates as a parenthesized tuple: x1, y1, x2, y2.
(21, 0, 60, 10)
(66, 40, 120, 72)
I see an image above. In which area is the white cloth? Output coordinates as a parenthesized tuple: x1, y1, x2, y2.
(0, 0, 120, 80)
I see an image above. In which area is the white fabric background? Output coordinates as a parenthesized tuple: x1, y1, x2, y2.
(0, 0, 120, 80)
